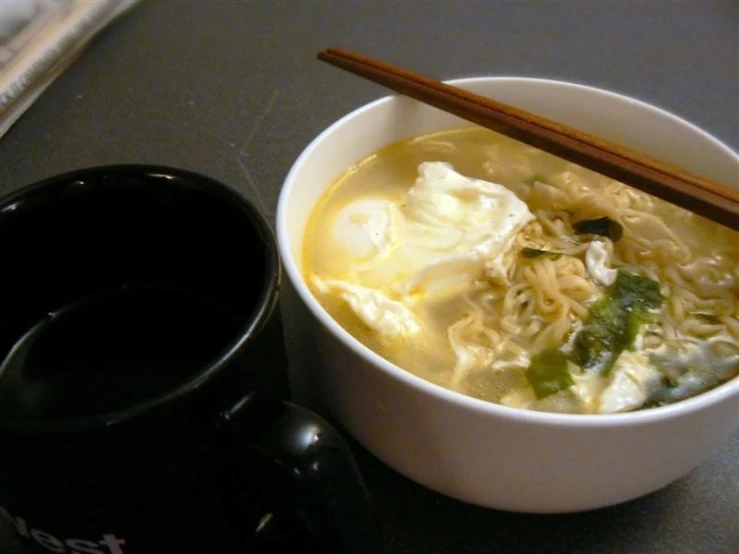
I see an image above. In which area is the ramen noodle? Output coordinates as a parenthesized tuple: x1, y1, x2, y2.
(303, 128, 739, 414)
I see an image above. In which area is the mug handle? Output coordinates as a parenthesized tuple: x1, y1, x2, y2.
(218, 392, 381, 553)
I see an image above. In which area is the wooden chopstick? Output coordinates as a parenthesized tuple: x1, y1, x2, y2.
(318, 47, 739, 232)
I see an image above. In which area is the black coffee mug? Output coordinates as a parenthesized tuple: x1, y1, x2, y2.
(0, 166, 379, 554)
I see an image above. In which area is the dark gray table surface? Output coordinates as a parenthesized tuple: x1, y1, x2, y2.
(0, 1, 737, 553)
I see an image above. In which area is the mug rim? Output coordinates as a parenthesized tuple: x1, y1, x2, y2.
(0, 164, 281, 434)
(277, 75, 739, 429)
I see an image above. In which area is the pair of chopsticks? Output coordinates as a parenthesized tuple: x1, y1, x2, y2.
(318, 47, 739, 232)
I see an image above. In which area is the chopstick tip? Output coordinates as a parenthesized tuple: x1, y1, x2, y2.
(318, 46, 339, 60)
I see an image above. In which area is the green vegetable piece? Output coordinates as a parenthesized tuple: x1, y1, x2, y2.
(611, 269, 663, 310)
(571, 270, 663, 374)
(526, 348, 574, 399)
(573, 216, 624, 241)
(521, 247, 563, 260)
(571, 300, 625, 372)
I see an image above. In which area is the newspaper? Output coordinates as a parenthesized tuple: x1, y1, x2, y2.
(0, 0, 140, 138)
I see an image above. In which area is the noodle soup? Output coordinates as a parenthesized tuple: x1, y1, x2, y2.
(303, 127, 739, 415)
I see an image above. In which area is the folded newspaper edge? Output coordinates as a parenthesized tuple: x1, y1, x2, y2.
(0, 0, 140, 139)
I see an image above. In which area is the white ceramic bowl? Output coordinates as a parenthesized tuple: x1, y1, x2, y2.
(276, 77, 739, 513)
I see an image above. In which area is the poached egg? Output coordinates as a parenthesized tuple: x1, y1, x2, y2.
(314, 162, 534, 339)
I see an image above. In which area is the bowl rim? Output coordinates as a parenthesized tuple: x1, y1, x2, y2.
(277, 75, 739, 429)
